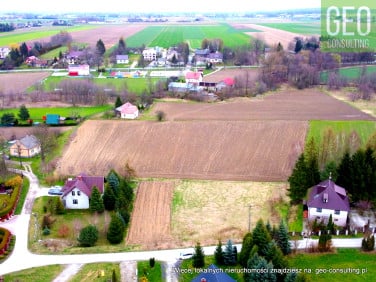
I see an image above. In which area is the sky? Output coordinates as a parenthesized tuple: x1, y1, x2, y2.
(2, 0, 320, 14)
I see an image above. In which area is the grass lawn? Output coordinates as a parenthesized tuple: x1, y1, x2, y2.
(3, 264, 64, 282)
(0, 105, 112, 122)
(306, 120, 376, 148)
(320, 65, 376, 83)
(69, 262, 120, 282)
(137, 260, 163, 282)
(14, 177, 30, 214)
(288, 248, 376, 282)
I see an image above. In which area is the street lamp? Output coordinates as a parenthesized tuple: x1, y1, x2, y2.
(248, 205, 252, 232)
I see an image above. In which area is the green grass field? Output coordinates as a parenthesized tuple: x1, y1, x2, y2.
(288, 248, 376, 282)
(3, 265, 64, 282)
(306, 120, 376, 147)
(137, 261, 163, 282)
(321, 66, 376, 83)
(69, 263, 120, 282)
(0, 25, 98, 46)
(0, 105, 111, 121)
(126, 23, 252, 49)
(259, 22, 321, 35)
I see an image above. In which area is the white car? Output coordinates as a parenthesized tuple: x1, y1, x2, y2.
(178, 252, 193, 260)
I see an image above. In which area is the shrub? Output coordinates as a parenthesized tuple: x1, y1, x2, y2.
(318, 233, 332, 252)
(58, 224, 70, 238)
(42, 227, 50, 236)
(149, 257, 155, 268)
(107, 214, 125, 244)
(41, 214, 56, 229)
(156, 110, 166, 122)
(77, 225, 98, 247)
(362, 233, 375, 252)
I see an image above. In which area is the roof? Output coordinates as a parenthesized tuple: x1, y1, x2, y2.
(307, 179, 350, 212)
(195, 49, 210, 56)
(191, 264, 236, 282)
(185, 71, 202, 80)
(61, 173, 104, 198)
(222, 77, 235, 86)
(18, 135, 40, 149)
(116, 102, 138, 114)
(116, 55, 129, 60)
(207, 52, 223, 60)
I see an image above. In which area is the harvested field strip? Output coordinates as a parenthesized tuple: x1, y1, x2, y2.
(57, 120, 308, 181)
(126, 181, 174, 247)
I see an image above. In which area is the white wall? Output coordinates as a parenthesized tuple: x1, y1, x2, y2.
(308, 207, 348, 227)
(63, 187, 89, 209)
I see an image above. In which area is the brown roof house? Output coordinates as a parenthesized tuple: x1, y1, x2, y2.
(61, 173, 104, 209)
(9, 135, 41, 158)
(307, 178, 350, 227)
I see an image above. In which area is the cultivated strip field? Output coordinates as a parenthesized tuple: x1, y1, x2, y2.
(126, 181, 175, 248)
(57, 119, 308, 181)
(151, 89, 376, 121)
(0, 72, 51, 94)
(232, 23, 306, 48)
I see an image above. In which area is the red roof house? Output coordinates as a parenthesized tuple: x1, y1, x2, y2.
(115, 102, 139, 119)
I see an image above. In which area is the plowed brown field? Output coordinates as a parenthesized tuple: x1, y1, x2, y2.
(126, 181, 175, 249)
(0, 72, 51, 94)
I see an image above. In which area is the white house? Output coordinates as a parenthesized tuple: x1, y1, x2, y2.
(116, 54, 129, 64)
(185, 71, 203, 86)
(61, 174, 104, 209)
(142, 48, 157, 61)
(115, 102, 139, 119)
(307, 178, 350, 227)
(0, 47, 10, 59)
(68, 64, 90, 76)
(9, 135, 41, 158)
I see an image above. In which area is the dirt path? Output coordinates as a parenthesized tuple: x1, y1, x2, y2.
(120, 261, 137, 282)
(52, 264, 83, 282)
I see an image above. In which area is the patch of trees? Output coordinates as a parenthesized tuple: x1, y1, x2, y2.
(0, 23, 15, 32)
(288, 132, 376, 206)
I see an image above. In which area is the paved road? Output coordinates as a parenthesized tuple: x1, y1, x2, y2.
(0, 168, 365, 279)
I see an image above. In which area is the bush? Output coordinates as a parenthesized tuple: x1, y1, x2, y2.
(58, 224, 70, 238)
(156, 110, 166, 122)
(362, 233, 375, 252)
(77, 225, 99, 247)
(42, 227, 51, 236)
(149, 257, 155, 268)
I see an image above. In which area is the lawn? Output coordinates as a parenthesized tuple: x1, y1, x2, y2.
(259, 22, 321, 35)
(321, 65, 376, 83)
(288, 248, 376, 282)
(0, 25, 98, 46)
(137, 260, 163, 282)
(0, 105, 112, 122)
(3, 264, 64, 282)
(69, 262, 120, 282)
(306, 120, 376, 148)
(126, 23, 251, 49)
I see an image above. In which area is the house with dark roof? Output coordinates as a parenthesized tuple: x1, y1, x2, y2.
(191, 264, 236, 282)
(61, 173, 105, 209)
(9, 135, 41, 158)
(307, 178, 350, 227)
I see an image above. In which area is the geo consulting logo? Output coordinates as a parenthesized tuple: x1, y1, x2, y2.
(321, 0, 376, 52)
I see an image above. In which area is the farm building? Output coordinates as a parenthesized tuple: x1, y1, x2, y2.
(44, 114, 61, 125)
(116, 55, 129, 64)
(61, 173, 104, 209)
(115, 102, 139, 119)
(185, 71, 203, 86)
(307, 178, 350, 227)
(68, 64, 90, 76)
(9, 135, 41, 158)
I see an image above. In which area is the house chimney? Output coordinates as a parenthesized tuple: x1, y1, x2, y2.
(323, 193, 328, 203)
(77, 175, 82, 181)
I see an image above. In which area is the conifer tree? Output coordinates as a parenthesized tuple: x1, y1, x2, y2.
(115, 96, 123, 108)
(214, 240, 224, 265)
(239, 232, 253, 267)
(107, 213, 125, 244)
(89, 186, 104, 213)
(192, 242, 205, 268)
(223, 239, 236, 265)
(252, 219, 272, 257)
(288, 154, 308, 203)
(336, 151, 353, 194)
(18, 104, 30, 121)
(103, 186, 116, 211)
(248, 257, 276, 282)
(277, 220, 291, 255)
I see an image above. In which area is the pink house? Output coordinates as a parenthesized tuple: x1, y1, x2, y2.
(115, 102, 139, 119)
(185, 71, 203, 86)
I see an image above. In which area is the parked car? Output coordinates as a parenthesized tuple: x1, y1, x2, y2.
(48, 186, 63, 195)
(178, 252, 194, 260)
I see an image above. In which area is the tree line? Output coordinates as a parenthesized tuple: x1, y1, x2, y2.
(0, 23, 15, 32)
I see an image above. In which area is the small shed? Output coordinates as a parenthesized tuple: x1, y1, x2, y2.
(45, 114, 60, 125)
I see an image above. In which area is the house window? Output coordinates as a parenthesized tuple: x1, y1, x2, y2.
(316, 208, 322, 213)
(73, 199, 78, 205)
(77, 191, 81, 196)
(334, 210, 340, 215)
(72, 191, 75, 196)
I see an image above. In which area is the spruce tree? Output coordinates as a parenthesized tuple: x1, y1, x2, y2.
(288, 154, 308, 203)
(115, 96, 123, 108)
(192, 242, 205, 268)
(249, 257, 276, 282)
(223, 239, 236, 265)
(277, 220, 291, 255)
(107, 213, 125, 244)
(103, 186, 116, 211)
(18, 104, 30, 121)
(252, 219, 272, 257)
(107, 170, 120, 196)
(96, 39, 106, 56)
(239, 232, 253, 267)
(336, 151, 353, 194)
(77, 225, 98, 247)
(214, 240, 224, 265)
(89, 186, 104, 213)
